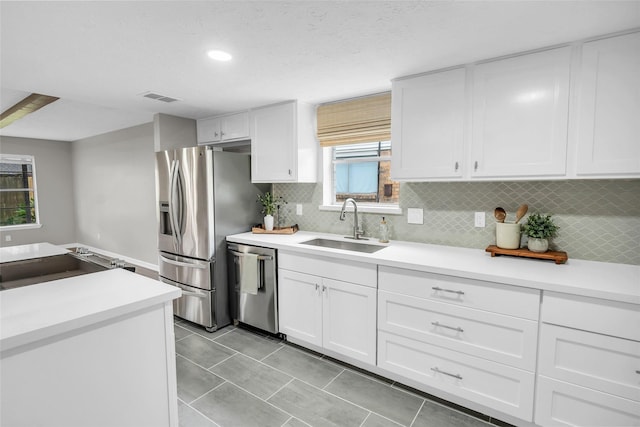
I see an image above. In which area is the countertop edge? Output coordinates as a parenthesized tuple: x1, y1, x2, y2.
(0, 269, 181, 352)
(226, 232, 640, 304)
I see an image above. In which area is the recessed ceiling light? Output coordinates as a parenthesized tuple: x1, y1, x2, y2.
(207, 50, 232, 62)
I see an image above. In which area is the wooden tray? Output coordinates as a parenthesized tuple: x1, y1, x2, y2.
(251, 224, 299, 234)
(485, 245, 568, 264)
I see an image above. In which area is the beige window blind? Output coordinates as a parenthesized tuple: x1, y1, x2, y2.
(317, 92, 391, 147)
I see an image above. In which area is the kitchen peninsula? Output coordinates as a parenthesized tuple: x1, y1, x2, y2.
(0, 243, 181, 427)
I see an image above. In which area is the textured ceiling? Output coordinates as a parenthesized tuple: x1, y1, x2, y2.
(1, 1, 639, 141)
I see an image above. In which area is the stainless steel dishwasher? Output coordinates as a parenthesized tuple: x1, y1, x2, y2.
(227, 243, 278, 334)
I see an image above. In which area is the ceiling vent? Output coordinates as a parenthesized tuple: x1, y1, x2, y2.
(140, 92, 181, 103)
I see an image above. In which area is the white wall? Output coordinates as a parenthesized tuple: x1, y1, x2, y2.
(72, 123, 158, 264)
(0, 136, 76, 247)
(153, 113, 196, 152)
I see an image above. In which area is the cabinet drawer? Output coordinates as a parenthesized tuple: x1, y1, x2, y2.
(377, 331, 534, 421)
(378, 291, 538, 371)
(542, 292, 640, 342)
(378, 266, 539, 320)
(279, 251, 377, 287)
(539, 323, 640, 402)
(535, 376, 640, 427)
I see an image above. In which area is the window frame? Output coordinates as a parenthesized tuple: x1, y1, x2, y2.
(0, 154, 42, 230)
(320, 145, 402, 215)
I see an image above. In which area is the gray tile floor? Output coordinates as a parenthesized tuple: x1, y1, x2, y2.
(174, 318, 510, 427)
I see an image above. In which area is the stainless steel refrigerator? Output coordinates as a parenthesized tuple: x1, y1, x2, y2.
(156, 146, 263, 332)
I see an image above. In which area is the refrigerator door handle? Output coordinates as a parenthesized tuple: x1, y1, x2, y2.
(170, 159, 182, 247)
(160, 254, 208, 269)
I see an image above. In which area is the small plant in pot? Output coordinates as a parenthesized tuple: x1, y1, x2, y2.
(523, 213, 559, 253)
(257, 192, 277, 231)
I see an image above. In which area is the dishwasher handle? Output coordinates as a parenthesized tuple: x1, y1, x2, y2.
(228, 250, 273, 261)
(228, 249, 273, 291)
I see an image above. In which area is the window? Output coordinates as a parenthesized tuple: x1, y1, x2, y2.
(333, 141, 399, 205)
(0, 154, 39, 227)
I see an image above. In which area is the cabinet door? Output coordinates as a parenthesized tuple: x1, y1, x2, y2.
(391, 68, 466, 180)
(322, 278, 377, 365)
(535, 376, 640, 427)
(196, 116, 221, 144)
(471, 47, 571, 178)
(278, 269, 322, 346)
(538, 323, 640, 402)
(251, 102, 296, 182)
(575, 32, 640, 176)
(221, 112, 250, 141)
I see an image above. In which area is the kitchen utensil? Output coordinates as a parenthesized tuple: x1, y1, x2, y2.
(515, 204, 529, 224)
(494, 207, 506, 223)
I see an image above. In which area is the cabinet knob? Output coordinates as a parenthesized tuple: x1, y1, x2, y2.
(221, 131, 225, 137)
(214, 132, 219, 137)
(455, 161, 459, 172)
(474, 161, 478, 172)
(288, 169, 292, 176)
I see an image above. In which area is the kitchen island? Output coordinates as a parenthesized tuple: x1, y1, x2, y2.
(0, 244, 181, 427)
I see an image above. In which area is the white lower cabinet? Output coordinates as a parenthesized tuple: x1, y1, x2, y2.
(535, 292, 640, 426)
(535, 376, 640, 427)
(377, 266, 540, 422)
(278, 252, 377, 365)
(378, 331, 535, 420)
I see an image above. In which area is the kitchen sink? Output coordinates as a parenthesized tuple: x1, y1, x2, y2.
(300, 238, 386, 253)
(0, 253, 109, 291)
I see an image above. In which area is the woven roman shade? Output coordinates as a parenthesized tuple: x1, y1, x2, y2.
(317, 92, 391, 147)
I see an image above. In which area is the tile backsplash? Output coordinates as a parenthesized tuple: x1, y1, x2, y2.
(274, 179, 640, 265)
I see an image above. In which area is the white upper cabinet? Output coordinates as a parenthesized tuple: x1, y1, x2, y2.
(470, 47, 572, 178)
(573, 32, 640, 177)
(197, 111, 249, 145)
(250, 101, 317, 183)
(391, 68, 466, 180)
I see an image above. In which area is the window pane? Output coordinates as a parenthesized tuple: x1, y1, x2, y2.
(0, 190, 36, 225)
(0, 156, 38, 227)
(348, 162, 378, 193)
(332, 141, 399, 205)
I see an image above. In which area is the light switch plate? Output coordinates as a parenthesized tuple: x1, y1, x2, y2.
(407, 208, 424, 225)
(474, 212, 485, 228)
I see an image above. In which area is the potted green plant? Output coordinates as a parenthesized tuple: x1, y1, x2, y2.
(523, 213, 559, 253)
(257, 192, 277, 231)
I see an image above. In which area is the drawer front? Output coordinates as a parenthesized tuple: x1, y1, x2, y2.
(542, 292, 640, 342)
(535, 376, 640, 427)
(279, 251, 377, 288)
(378, 266, 539, 320)
(377, 331, 534, 421)
(378, 290, 538, 371)
(539, 323, 640, 402)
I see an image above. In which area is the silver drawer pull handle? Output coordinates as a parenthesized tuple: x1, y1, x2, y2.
(432, 286, 465, 296)
(431, 367, 462, 380)
(431, 322, 464, 333)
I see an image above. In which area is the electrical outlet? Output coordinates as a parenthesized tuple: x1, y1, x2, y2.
(5, 234, 11, 242)
(296, 204, 303, 215)
(407, 208, 424, 225)
(474, 212, 485, 228)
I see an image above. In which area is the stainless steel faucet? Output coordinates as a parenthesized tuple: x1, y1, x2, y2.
(339, 198, 367, 240)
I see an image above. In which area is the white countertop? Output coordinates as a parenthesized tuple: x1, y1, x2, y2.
(0, 242, 69, 263)
(227, 231, 640, 304)
(0, 268, 181, 352)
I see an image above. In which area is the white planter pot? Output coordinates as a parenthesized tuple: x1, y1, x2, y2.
(528, 237, 549, 253)
(264, 215, 274, 231)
